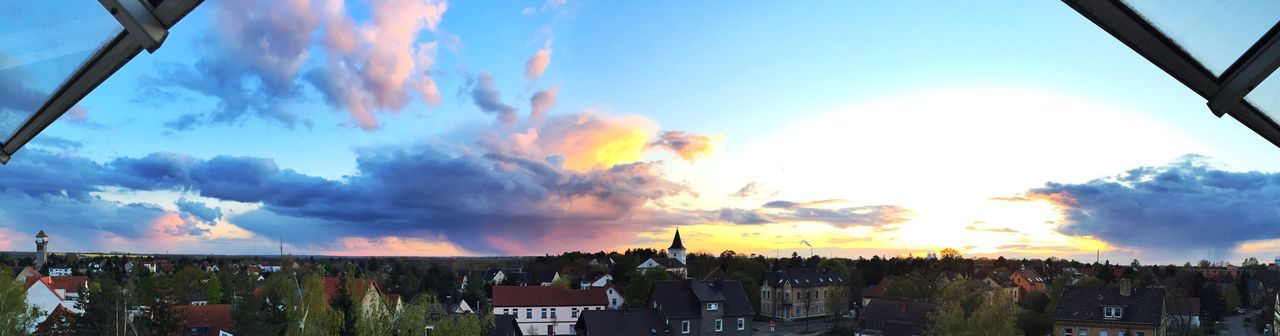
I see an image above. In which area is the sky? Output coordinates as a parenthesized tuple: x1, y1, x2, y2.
(1, 0, 1280, 265)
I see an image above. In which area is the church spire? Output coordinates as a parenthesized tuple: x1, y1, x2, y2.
(669, 228, 685, 250)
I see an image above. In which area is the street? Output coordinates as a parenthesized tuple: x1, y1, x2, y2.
(1222, 309, 1262, 336)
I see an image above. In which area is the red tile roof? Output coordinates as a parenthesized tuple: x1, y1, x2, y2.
(492, 286, 608, 307)
(179, 304, 234, 335)
(49, 276, 88, 294)
(323, 277, 377, 302)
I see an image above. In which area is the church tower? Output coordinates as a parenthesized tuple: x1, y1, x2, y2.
(668, 229, 686, 264)
(35, 230, 48, 270)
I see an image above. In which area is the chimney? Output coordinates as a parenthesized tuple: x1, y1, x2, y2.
(1118, 278, 1131, 297)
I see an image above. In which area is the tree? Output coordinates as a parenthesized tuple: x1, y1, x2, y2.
(549, 276, 572, 289)
(0, 268, 37, 335)
(1198, 260, 1212, 268)
(884, 268, 943, 303)
(939, 248, 961, 259)
(928, 278, 1018, 336)
(1243, 257, 1261, 268)
(1130, 259, 1141, 268)
(1221, 284, 1241, 314)
(205, 276, 224, 305)
(624, 270, 670, 308)
(138, 278, 186, 336)
(286, 274, 344, 336)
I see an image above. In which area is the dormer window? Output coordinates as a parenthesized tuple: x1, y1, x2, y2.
(707, 302, 719, 311)
(1103, 306, 1123, 319)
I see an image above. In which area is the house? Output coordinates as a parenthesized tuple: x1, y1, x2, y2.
(649, 280, 755, 335)
(574, 308, 669, 335)
(31, 305, 77, 336)
(1051, 281, 1166, 336)
(636, 229, 688, 278)
(1247, 278, 1267, 305)
(982, 272, 1021, 302)
(1010, 267, 1048, 299)
(1165, 297, 1200, 335)
(48, 276, 88, 310)
(456, 271, 470, 292)
(492, 286, 610, 335)
(603, 284, 626, 309)
(587, 256, 615, 269)
(861, 276, 896, 308)
(46, 267, 72, 277)
(578, 272, 613, 289)
(260, 263, 282, 273)
(24, 277, 67, 332)
(760, 268, 847, 321)
(485, 269, 507, 284)
(532, 270, 561, 286)
(14, 266, 41, 282)
(178, 304, 235, 336)
(489, 315, 524, 336)
(855, 298, 937, 336)
(444, 296, 476, 314)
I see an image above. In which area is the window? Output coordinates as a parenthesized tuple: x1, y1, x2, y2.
(737, 318, 745, 330)
(611, 298, 617, 306)
(1065, 327, 1073, 336)
(785, 290, 790, 300)
(715, 319, 723, 331)
(707, 302, 719, 311)
(541, 308, 547, 318)
(1100, 330, 1108, 336)
(526, 309, 532, 319)
(681, 321, 690, 334)
(795, 306, 802, 317)
(1103, 307, 1123, 319)
(1135, 332, 1145, 336)
(1080, 328, 1088, 336)
(572, 307, 579, 318)
(502, 308, 508, 315)
(550, 308, 557, 319)
(570, 325, 576, 334)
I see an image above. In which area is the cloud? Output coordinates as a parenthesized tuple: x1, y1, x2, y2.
(529, 87, 558, 120)
(0, 57, 45, 130)
(468, 72, 518, 125)
(522, 0, 567, 15)
(1027, 154, 1280, 254)
(479, 113, 658, 172)
(716, 199, 912, 228)
(142, 0, 448, 131)
(176, 198, 223, 224)
(648, 131, 722, 162)
(965, 225, 1020, 234)
(308, 0, 448, 130)
(524, 47, 552, 82)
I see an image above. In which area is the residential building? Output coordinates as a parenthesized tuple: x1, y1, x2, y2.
(760, 268, 847, 321)
(603, 284, 626, 309)
(1051, 282, 1166, 336)
(578, 272, 613, 288)
(1010, 267, 1048, 299)
(485, 269, 507, 284)
(492, 285, 609, 335)
(178, 304, 235, 336)
(1165, 297, 1200, 335)
(47, 276, 88, 310)
(24, 277, 65, 332)
(982, 272, 1021, 302)
(587, 256, 615, 270)
(855, 298, 936, 336)
(649, 280, 754, 335)
(532, 270, 561, 286)
(637, 230, 689, 278)
(574, 308, 669, 335)
(46, 267, 72, 277)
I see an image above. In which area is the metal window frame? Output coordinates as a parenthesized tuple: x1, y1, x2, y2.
(0, 0, 202, 164)
(1064, 0, 1280, 149)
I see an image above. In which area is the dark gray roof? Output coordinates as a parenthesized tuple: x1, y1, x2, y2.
(764, 268, 846, 288)
(858, 298, 936, 335)
(647, 257, 686, 269)
(576, 309, 669, 335)
(484, 269, 502, 281)
(650, 280, 755, 319)
(489, 315, 522, 336)
(531, 270, 558, 283)
(36, 230, 47, 238)
(1051, 286, 1166, 326)
(669, 229, 685, 250)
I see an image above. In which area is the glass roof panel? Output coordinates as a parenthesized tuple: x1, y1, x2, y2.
(1123, 0, 1280, 76)
(1246, 73, 1280, 127)
(0, 3, 121, 146)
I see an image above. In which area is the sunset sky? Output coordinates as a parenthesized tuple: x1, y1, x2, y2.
(2, 0, 1279, 265)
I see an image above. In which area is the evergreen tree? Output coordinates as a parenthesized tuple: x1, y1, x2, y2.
(138, 278, 186, 336)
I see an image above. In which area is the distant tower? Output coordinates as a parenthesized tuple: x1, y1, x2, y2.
(668, 229, 686, 264)
(34, 230, 48, 270)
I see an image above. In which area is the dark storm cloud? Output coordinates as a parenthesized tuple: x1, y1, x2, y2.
(467, 72, 518, 125)
(1028, 154, 1280, 252)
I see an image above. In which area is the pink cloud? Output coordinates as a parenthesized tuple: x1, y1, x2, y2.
(529, 87, 557, 120)
(524, 47, 552, 82)
(65, 105, 88, 123)
(325, 236, 468, 256)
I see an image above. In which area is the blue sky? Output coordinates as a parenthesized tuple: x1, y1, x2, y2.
(2, 0, 1279, 264)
